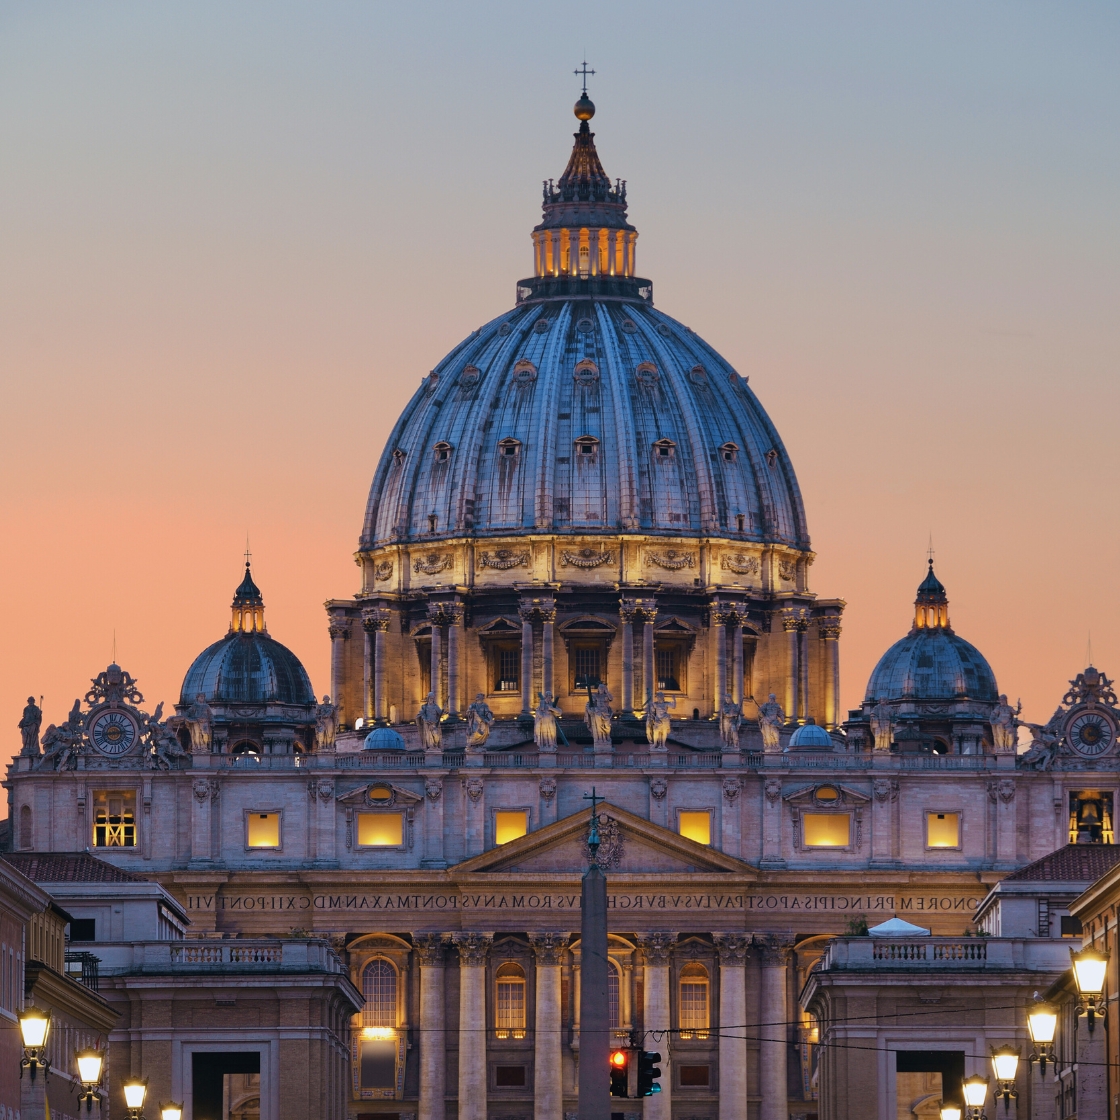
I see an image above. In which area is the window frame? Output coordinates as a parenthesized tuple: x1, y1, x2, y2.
(244, 809, 283, 852)
(355, 811, 406, 850)
(924, 809, 963, 851)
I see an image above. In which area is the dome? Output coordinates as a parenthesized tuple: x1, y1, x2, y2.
(363, 726, 406, 751)
(181, 632, 315, 706)
(360, 105, 808, 551)
(788, 719, 833, 748)
(864, 562, 998, 703)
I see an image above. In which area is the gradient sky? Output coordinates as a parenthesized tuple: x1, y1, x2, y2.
(2, 1, 1118, 761)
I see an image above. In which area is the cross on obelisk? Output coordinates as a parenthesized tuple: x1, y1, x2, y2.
(579, 786, 610, 1120)
(574, 59, 595, 96)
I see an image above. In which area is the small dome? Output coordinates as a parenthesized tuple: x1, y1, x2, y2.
(363, 726, 406, 751)
(181, 632, 314, 706)
(788, 719, 833, 748)
(865, 629, 998, 703)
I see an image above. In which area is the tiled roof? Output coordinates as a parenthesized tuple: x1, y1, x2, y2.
(1001, 844, 1120, 883)
(1, 852, 147, 884)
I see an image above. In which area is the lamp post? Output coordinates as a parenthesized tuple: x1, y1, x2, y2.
(1070, 946, 1109, 1031)
(122, 1077, 148, 1120)
(18, 1008, 52, 1081)
(1026, 1000, 1057, 1075)
(962, 1074, 989, 1120)
(75, 1048, 104, 1112)
(989, 1046, 1020, 1111)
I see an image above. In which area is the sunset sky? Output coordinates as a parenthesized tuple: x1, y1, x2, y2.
(2, 2, 1118, 762)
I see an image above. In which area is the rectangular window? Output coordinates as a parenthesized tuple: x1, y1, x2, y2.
(495, 645, 520, 692)
(926, 811, 961, 848)
(93, 791, 136, 848)
(247, 812, 281, 849)
(357, 812, 404, 847)
(803, 813, 851, 848)
(573, 646, 602, 689)
(68, 919, 96, 942)
(679, 1065, 710, 1087)
(679, 811, 711, 846)
(495, 810, 528, 845)
(495, 1066, 526, 1088)
(656, 646, 681, 691)
(360, 1039, 397, 1090)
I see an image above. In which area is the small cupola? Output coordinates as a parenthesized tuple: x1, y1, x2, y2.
(913, 560, 950, 631)
(231, 559, 266, 634)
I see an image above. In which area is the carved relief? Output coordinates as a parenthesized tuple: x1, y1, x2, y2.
(413, 553, 452, 575)
(561, 548, 614, 569)
(478, 549, 530, 570)
(721, 553, 760, 576)
(645, 549, 695, 571)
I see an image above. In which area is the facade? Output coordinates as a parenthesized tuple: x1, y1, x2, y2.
(7, 94, 1120, 1120)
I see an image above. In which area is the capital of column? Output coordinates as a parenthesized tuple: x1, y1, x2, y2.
(328, 621, 352, 640)
(414, 933, 449, 965)
(755, 934, 795, 967)
(452, 931, 494, 965)
(635, 931, 677, 965)
(712, 933, 751, 965)
(529, 931, 571, 965)
(362, 606, 392, 633)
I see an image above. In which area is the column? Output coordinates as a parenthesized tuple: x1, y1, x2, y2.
(619, 599, 637, 714)
(530, 933, 570, 1120)
(714, 935, 750, 1120)
(447, 604, 463, 717)
(520, 602, 535, 715)
(371, 609, 391, 722)
(328, 617, 351, 725)
(782, 613, 800, 724)
(454, 933, 493, 1120)
(638, 599, 658, 712)
(758, 937, 792, 1120)
(819, 619, 841, 729)
(416, 935, 447, 1120)
(636, 933, 675, 1120)
(732, 616, 744, 707)
(428, 603, 444, 708)
(361, 609, 377, 721)
(540, 599, 556, 700)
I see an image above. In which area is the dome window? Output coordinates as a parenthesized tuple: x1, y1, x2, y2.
(433, 442, 453, 463)
(720, 442, 739, 463)
(653, 438, 677, 459)
(498, 438, 522, 458)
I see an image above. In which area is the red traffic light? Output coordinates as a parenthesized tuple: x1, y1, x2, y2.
(611, 1050, 628, 1068)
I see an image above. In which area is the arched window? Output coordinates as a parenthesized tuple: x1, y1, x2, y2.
(679, 962, 709, 1039)
(19, 805, 31, 850)
(362, 959, 398, 1030)
(608, 962, 620, 1030)
(495, 962, 526, 1039)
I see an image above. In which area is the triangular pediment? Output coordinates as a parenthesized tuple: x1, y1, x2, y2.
(453, 803, 757, 877)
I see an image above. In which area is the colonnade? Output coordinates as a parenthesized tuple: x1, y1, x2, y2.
(410, 931, 793, 1120)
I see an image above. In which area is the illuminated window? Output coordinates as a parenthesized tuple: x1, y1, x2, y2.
(679, 811, 711, 846)
(926, 811, 960, 849)
(93, 792, 135, 848)
(803, 813, 850, 848)
(246, 812, 281, 849)
(362, 959, 398, 1029)
(608, 963, 620, 1029)
(495, 962, 527, 1038)
(495, 811, 528, 845)
(679, 963, 709, 1039)
(357, 812, 404, 847)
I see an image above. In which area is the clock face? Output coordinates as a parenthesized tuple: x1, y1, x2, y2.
(89, 709, 139, 756)
(1067, 711, 1115, 757)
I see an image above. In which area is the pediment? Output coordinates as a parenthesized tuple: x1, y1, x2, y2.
(453, 803, 756, 877)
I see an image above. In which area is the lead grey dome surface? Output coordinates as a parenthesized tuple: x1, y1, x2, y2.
(181, 632, 315, 706)
(361, 300, 808, 548)
(865, 629, 998, 704)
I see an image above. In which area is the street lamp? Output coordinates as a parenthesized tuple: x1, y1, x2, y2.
(75, 1048, 103, 1111)
(962, 1074, 989, 1120)
(122, 1077, 148, 1120)
(1026, 999, 1058, 1074)
(18, 1008, 52, 1081)
(159, 1103, 183, 1120)
(938, 1103, 962, 1120)
(1070, 945, 1109, 1030)
(989, 1046, 1020, 1110)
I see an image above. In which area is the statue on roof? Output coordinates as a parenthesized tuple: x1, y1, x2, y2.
(991, 694, 1022, 753)
(646, 691, 676, 751)
(18, 696, 42, 756)
(315, 696, 338, 753)
(757, 693, 785, 753)
(417, 692, 444, 752)
(466, 694, 494, 751)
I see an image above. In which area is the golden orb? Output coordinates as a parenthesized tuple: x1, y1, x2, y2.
(574, 93, 595, 121)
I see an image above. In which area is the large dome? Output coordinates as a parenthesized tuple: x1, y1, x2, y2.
(360, 106, 807, 551)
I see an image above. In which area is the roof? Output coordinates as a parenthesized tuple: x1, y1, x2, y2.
(1, 851, 148, 884)
(1000, 844, 1120, 884)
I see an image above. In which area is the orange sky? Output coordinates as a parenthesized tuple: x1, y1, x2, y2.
(2, 3, 1118, 765)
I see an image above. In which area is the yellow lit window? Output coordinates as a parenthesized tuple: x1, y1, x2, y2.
(679, 962, 709, 1039)
(495, 962, 526, 1038)
(803, 813, 850, 847)
(357, 812, 404, 847)
(93, 792, 136, 848)
(247, 812, 281, 848)
(927, 811, 960, 848)
(495, 811, 528, 845)
(679, 811, 711, 846)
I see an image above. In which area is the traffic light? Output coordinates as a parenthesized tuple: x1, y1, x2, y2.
(637, 1051, 662, 1096)
(610, 1049, 629, 1097)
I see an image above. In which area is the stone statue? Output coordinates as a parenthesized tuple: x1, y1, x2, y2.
(757, 693, 785, 753)
(315, 695, 339, 752)
(184, 693, 214, 754)
(990, 694, 1021, 753)
(534, 691, 563, 753)
(18, 696, 42, 756)
(1020, 722, 1060, 770)
(719, 693, 742, 750)
(417, 692, 444, 751)
(584, 683, 614, 750)
(646, 692, 676, 751)
(869, 698, 894, 752)
(466, 694, 494, 750)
